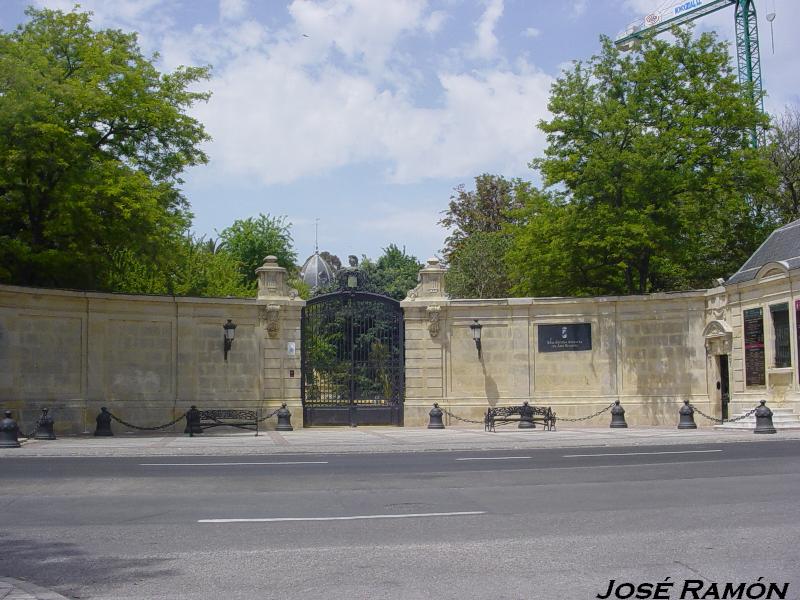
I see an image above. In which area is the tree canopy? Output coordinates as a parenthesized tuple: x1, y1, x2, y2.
(508, 29, 774, 297)
(218, 213, 297, 288)
(360, 244, 422, 301)
(0, 7, 210, 289)
(765, 105, 800, 224)
(440, 174, 530, 298)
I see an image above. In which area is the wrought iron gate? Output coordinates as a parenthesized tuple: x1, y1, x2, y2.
(301, 291, 404, 426)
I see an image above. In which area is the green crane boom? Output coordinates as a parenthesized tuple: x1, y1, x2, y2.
(615, 0, 764, 148)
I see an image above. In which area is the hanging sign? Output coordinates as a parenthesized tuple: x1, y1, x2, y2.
(674, 0, 704, 17)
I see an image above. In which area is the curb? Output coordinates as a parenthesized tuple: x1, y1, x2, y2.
(2, 428, 800, 459)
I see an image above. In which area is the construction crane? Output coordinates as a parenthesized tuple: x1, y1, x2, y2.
(615, 0, 764, 148)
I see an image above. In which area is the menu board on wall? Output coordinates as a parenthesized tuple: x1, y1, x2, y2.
(744, 307, 765, 386)
(538, 323, 592, 352)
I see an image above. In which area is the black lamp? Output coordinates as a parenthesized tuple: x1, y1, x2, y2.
(469, 319, 482, 359)
(223, 319, 237, 361)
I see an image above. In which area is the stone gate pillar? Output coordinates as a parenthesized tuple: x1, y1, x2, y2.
(401, 258, 449, 426)
(255, 256, 305, 428)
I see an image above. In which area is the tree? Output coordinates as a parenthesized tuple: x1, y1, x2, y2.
(439, 174, 530, 298)
(439, 174, 530, 257)
(361, 244, 422, 301)
(104, 234, 253, 297)
(218, 214, 297, 287)
(311, 245, 421, 300)
(0, 7, 210, 289)
(765, 106, 800, 223)
(319, 251, 342, 271)
(512, 29, 773, 296)
(445, 232, 513, 299)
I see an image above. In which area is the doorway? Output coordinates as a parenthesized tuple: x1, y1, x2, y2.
(718, 355, 730, 420)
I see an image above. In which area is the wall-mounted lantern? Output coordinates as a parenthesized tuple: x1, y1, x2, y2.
(470, 319, 482, 359)
(223, 319, 237, 361)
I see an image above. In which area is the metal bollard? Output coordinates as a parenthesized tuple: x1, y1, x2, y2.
(94, 407, 113, 436)
(677, 399, 697, 430)
(276, 403, 293, 431)
(754, 400, 777, 434)
(518, 401, 535, 429)
(0, 410, 21, 448)
(610, 400, 628, 428)
(185, 405, 202, 436)
(428, 403, 445, 429)
(34, 408, 56, 440)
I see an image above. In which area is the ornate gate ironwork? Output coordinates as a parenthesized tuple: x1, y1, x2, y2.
(301, 291, 404, 426)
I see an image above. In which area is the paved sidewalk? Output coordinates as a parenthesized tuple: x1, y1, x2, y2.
(0, 578, 68, 600)
(4, 425, 800, 457)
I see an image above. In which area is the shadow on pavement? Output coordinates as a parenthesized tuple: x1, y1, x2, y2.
(0, 533, 177, 598)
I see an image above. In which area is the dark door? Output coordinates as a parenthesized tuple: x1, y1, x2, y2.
(719, 355, 730, 420)
(301, 291, 404, 426)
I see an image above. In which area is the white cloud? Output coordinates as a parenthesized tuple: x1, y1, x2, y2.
(570, 0, 588, 18)
(424, 10, 447, 34)
(31, 0, 553, 188)
(522, 27, 541, 38)
(287, 0, 428, 75)
(192, 49, 552, 186)
(219, 0, 248, 22)
(468, 0, 504, 60)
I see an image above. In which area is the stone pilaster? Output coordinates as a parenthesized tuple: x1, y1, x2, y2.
(255, 256, 305, 427)
(401, 258, 449, 425)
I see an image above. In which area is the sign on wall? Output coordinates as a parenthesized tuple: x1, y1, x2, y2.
(743, 307, 765, 386)
(538, 323, 592, 353)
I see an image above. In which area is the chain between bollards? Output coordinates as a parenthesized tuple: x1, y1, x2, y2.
(690, 403, 758, 425)
(107, 409, 188, 432)
(257, 406, 284, 423)
(556, 401, 617, 423)
(437, 405, 485, 425)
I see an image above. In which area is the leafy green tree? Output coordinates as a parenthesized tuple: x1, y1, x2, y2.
(218, 214, 297, 286)
(0, 7, 210, 289)
(765, 105, 800, 223)
(512, 29, 773, 296)
(319, 251, 342, 271)
(439, 174, 530, 257)
(439, 174, 531, 297)
(104, 234, 253, 297)
(445, 231, 512, 299)
(361, 244, 422, 301)
(311, 245, 421, 300)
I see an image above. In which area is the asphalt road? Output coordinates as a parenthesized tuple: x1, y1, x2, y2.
(2, 440, 799, 600)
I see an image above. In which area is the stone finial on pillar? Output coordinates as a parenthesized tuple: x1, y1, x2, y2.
(406, 258, 447, 301)
(256, 256, 298, 301)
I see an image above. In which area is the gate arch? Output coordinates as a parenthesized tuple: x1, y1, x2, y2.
(301, 291, 404, 426)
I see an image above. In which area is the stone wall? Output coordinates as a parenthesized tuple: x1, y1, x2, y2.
(0, 269, 302, 433)
(401, 291, 711, 427)
(3, 255, 798, 433)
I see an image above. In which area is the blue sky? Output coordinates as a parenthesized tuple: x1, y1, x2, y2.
(2, 0, 797, 264)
